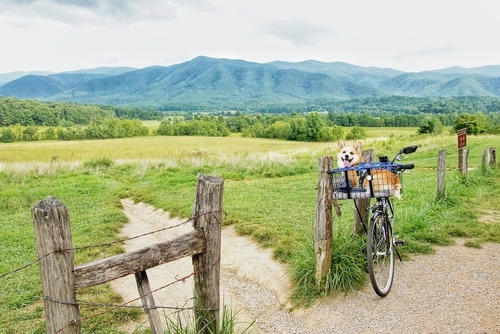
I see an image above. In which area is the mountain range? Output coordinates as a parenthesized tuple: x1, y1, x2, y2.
(1, 56, 500, 111)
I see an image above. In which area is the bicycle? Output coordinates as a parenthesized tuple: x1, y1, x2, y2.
(328, 145, 417, 297)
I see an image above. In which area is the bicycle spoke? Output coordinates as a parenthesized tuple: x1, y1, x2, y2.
(367, 212, 394, 297)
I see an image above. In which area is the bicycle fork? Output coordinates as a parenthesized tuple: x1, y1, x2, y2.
(371, 200, 405, 262)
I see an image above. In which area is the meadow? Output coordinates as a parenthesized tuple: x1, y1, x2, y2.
(0, 129, 499, 333)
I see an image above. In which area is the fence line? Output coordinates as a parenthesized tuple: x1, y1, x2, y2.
(2, 248, 223, 332)
(52, 257, 221, 334)
(0, 210, 222, 280)
(31, 173, 224, 334)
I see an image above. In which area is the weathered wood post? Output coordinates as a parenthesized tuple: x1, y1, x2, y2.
(354, 149, 373, 234)
(461, 148, 469, 176)
(314, 156, 333, 285)
(482, 149, 487, 173)
(135, 270, 165, 334)
(192, 174, 223, 334)
(437, 150, 447, 199)
(31, 197, 81, 334)
(489, 147, 496, 166)
(458, 148, 463, 171)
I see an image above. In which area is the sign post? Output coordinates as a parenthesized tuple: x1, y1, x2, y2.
(457, 128, 467, 169)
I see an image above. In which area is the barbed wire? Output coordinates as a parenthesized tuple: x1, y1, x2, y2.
(45, 295, 198, 311)
(69, 209, 224, 252)
(0, 210, 224, 279)
(53, 257, 221, 334)
(0, 250, 55, 279)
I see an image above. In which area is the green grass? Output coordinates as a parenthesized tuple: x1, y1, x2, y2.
(0, 131, 499, 332)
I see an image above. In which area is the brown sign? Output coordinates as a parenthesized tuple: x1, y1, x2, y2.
(457, 128, 467, 149)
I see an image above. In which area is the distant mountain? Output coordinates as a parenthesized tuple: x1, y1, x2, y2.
(0, 75, 64, 99)
(59, 66, 137, 76)
(269, 60, 404, 87)
(0, 73, 109, 99)
(50, 57, 382, 108)
(430, 65, 500, 77)
(0, 67, 136, 99)
(1, 56, 500, 110)
(0, 70, 54, 86)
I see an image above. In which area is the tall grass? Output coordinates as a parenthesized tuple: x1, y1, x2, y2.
(0, 132, 498, 332)
(160, 304, 254, 334)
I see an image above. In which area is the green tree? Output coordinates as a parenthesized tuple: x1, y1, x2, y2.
(22, 126, 39, 141)
(330, 125, 344, 141)
(43, 127, 57, 140)
(418, 117, 443, 134)
(157, 120, 174, 135)
(0, 128, 15, 142)
(305, 112, 327, 141)
(317, 127, 335, 141)
(288, 117, 307, 141)
(265, 121, 291, 139)
(243, 122, 265, 138)
(346, 126, 367, 140)
(452, 113, 486, 135)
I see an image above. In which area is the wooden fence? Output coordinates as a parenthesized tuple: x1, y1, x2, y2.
(314, 147, 496, 285)
(31, 173, 224, 334)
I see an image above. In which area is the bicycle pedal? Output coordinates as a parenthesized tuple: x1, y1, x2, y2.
(395, 239, 405, 246)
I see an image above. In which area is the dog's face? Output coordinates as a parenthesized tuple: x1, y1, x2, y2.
(337, 139, 362, 168)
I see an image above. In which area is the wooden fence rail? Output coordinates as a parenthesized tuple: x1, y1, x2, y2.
(32, 173, 223, 334)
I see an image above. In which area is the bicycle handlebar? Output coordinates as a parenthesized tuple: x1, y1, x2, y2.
(330, 161, 414, 174)
(394, 163, 414, 171)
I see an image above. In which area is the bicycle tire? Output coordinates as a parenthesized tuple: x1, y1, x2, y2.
(367, 211, 394, 297)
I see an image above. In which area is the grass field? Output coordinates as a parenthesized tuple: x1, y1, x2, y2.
(0, 130, 499, 333)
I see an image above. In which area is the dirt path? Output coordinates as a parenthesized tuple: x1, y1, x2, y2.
(113, 199, 500, 333)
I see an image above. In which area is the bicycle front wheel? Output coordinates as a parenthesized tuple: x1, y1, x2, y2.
(367, 211, 394, 297)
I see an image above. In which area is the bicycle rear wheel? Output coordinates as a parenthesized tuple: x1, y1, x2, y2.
(367, 211, 394, 297)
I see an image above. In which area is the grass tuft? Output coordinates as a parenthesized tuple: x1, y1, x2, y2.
(159, 303, 254, 334)
(83, 156, 114, 169)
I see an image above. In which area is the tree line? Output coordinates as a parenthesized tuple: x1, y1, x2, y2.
(0, 96, 163, 127)
(159, 95, 500, 115)
(0, 118, 150, 142)
(2, 110, 499, 144)
(1, 96, 499, 144)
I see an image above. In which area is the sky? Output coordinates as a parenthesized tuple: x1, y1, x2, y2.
(0, 0, 499, 74)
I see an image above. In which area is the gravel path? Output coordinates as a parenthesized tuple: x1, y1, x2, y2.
(115, 200, 500, 334)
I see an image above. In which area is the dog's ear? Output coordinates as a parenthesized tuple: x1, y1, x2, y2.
(338, 139, 345, 150)
(354, 140, 362, 152)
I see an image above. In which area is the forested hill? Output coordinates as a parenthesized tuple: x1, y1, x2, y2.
(1, 56, 500, 112)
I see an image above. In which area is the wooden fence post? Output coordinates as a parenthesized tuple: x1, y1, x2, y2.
(31, 197, 81, 334)
(458, 147, 463, 170)
(314, 156, 333, 286)
(192, 174, 223, 334)
(489, 147, 496, 166)
(135, 271, 165, 334)
(461, 148, 469, 176)
(437, 150, 447, 199)
(354, 149, 373, 235)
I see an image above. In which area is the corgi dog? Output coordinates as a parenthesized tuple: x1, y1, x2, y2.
(336, 139, 401, 199)
(337, 139, 363, 168)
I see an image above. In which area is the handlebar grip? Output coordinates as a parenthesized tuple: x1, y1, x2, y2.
(402, 163, 414, 170)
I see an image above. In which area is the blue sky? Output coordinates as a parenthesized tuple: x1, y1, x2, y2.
(0, 0, 499, 73)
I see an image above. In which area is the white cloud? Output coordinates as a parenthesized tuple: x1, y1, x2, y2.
(0, 0, 183, 26)
(393, 46, 459, 62)
(0, 0, 499, 73)
(260, 19, 335, 47)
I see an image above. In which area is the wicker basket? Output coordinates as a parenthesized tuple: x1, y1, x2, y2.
(329, 163, 403, 200)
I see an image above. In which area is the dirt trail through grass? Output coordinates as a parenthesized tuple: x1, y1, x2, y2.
(114, 199, 500, 333)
